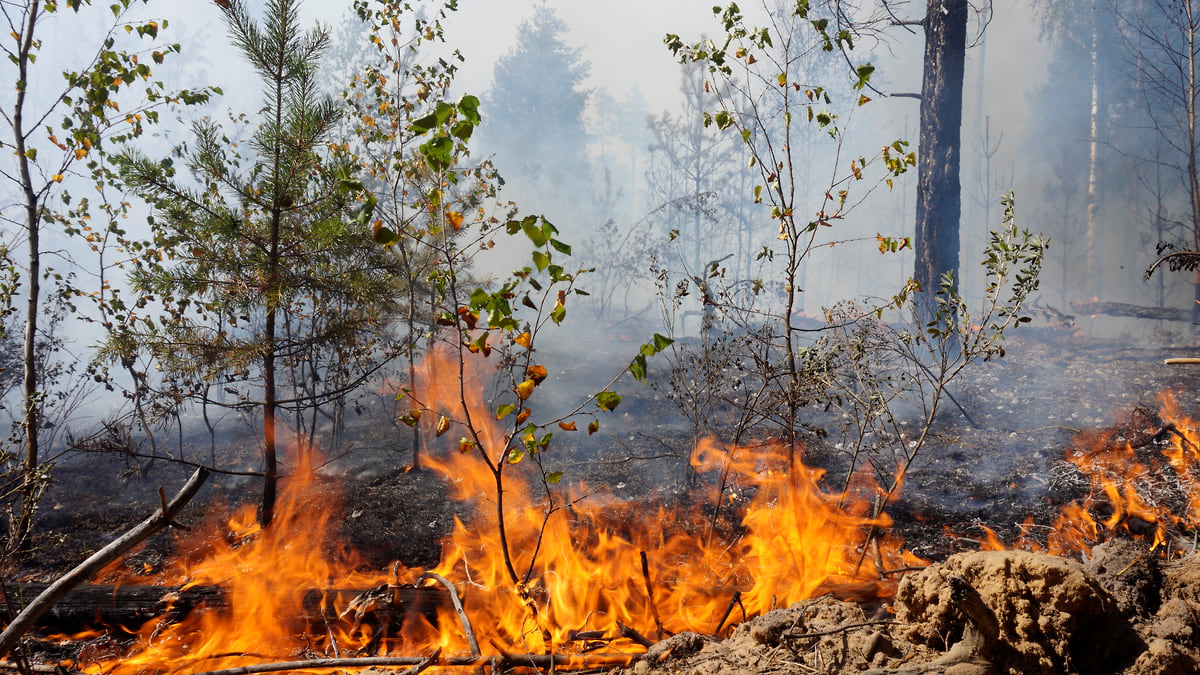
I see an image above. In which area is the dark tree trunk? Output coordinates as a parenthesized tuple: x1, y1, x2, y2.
(914, 0, 968, 309)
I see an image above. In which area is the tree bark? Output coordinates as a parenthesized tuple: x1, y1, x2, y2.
(914, 0, 968, 309)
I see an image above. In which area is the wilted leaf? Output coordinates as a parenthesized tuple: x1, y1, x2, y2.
(445, 211, 464, 229)
(514, 332, 531, 349)
(558, 421, 576, 431)
(546, 471, 563, 484)
(588, 420, 599, 435)
(435, 415, 450, 436)
(516, 408, 531, 424)
(516, 379, 535, 400)
(458, 437, 475, 453)
(528, 364, 548, 383)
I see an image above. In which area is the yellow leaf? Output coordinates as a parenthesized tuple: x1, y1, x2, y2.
(74, 148, 87, 160)
(445, 211, 463, 230)
(516, 408, 531, 424)
(514, 332, 531, 349)
(515, 379, 535, 400)
(527, 364, 547, 383)
(51, 174, 63, 183)
(435, 415, 450, 436)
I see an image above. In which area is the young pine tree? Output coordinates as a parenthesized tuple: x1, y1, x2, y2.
(114, 0, 401, 525)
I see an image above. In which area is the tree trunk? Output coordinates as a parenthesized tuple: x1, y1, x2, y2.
(1085, 0, 1101, 303)
(14, 1, 42, 553)
(914, 0, 968, 310)
(1185, 0, 1200, 326)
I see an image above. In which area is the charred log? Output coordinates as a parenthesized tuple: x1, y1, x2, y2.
(1071, 300, 1196, 323)
(0, 582, 449, 636)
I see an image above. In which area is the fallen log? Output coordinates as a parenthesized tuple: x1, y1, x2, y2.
(1071, 301, 1194, 323)
(0, 468, 210, 659)
(1, 582, 450, 635)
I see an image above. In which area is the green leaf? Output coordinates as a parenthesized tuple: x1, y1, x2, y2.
(546, 471, 563, 484)
(550, 301, 566, 324)
(469, 287, 489, 308)
(549, 238, 572, 255)
(521, 216, 548, 247)
(450, 120, 474, 140)
(853, 63, 875, 90)
(411, 111, 438, 134)
(595, 390, 622, 412)
(651, 333, 673, 352)
(630, 354, 647, 382)
(339, 177, 365, 192)
(372, 224, 396, 245)
(532, 250, 550, 272)
(497, 403, 515, 419)
(419, 136, 454, 171)
(433, 100, 455, 125)
(459, 94, 481, 125)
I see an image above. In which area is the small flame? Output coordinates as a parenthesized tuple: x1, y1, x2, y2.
(996, 391, 1199, 555)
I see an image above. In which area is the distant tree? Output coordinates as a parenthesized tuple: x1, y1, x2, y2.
(0, 0, 215, 551)
(646, 65, 736, 277)
(1112, 0, 1200, 322)
(483, 2, 591, 202)
(113, 0, 401, 525)
(1028, 0, 1132, 305)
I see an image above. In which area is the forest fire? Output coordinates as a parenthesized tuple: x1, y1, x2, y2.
(30, 369, 1200, 673)
(46, 350, 926, 673)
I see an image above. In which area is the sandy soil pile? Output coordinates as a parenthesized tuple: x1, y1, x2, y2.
(618, 543, 1200, 675)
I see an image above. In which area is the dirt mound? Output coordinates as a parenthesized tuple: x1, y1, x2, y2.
(895, 550, 1142, 674)
(622, 546, 1200, 675)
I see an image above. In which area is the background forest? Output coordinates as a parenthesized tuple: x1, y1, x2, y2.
(0, 0, 1194, 580)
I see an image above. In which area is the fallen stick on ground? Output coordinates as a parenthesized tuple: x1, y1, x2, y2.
(0, 467, 210, 659)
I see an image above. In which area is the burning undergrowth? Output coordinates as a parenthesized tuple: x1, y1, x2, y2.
(13, 344, 1200, 674)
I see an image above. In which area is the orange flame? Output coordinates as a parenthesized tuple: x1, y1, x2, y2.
(62, 346, 917, 671)
(996, 390, 1199, 556)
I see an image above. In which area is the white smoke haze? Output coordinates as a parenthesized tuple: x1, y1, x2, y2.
(3, 0, 1193, 471)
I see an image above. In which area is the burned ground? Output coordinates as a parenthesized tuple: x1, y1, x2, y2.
(15, 323, 1200, 673)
